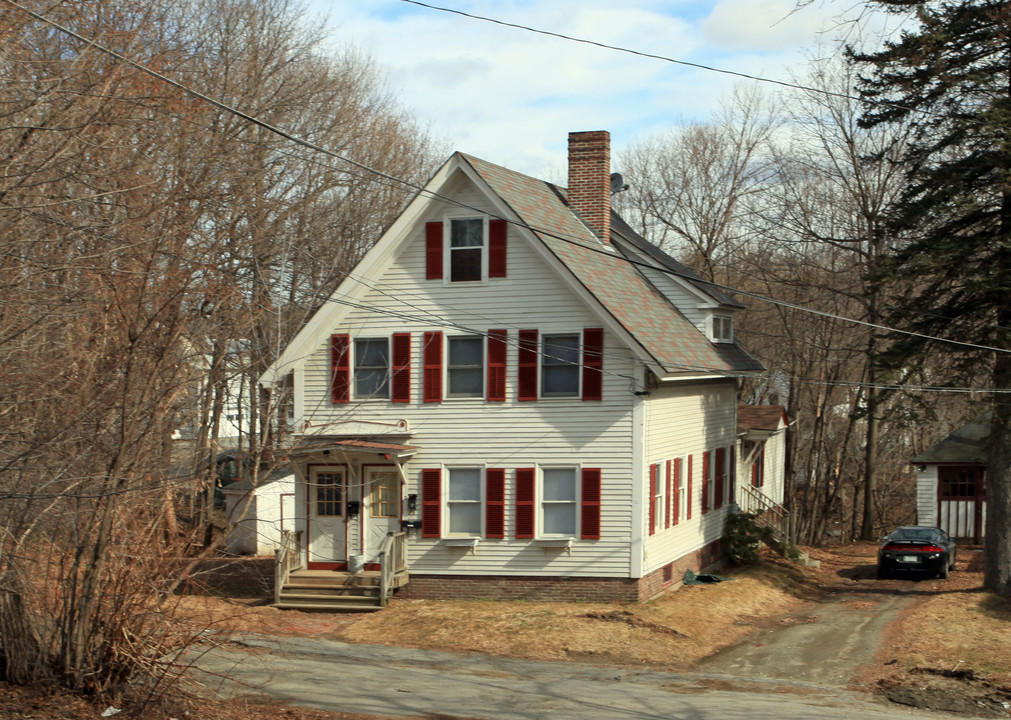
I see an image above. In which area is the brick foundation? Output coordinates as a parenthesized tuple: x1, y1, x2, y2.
(397, 540, 724, 603)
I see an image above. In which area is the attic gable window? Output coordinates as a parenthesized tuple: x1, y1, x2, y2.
(426, 218, 507, 281)
(712, 315, 733, 343)
(450, 218, 483, 281)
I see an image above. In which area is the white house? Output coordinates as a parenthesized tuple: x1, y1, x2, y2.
(261, 131, 781, 603)
(912, 416, 988, 542)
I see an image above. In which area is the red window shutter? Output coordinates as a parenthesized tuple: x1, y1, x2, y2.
(665, 460, 672, 529)
(672, 458, 681, 525)
(487, 329, 507, 402)
(330, 334, 350, 404)
(422, 331, 443, 403)
(391, 333, 411, 403)
(687, 455, 693, 520)
(425, 221, 443, 280)
(515, 468, 535, 538)
(649, 463, 658, 535)
(486, 468, 505, 539)
(581, 468, 601, 539)
(489, 218, 507, 277)
(582, 327, 603, 401)
(715, 447, 725, 509)
(518, 329, 538, 401)
(702, 451, 710, 514)
(421, 469, 441, 538)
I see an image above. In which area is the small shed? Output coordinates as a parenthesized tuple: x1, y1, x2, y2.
(912, 416, 988, 542)
(221, 469, 296, 556)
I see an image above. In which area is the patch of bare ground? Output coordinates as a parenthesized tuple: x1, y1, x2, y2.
(6, 546, 1009, 718)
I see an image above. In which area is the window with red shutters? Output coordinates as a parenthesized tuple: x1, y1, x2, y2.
(487, 329, 507, 401)
(421, 468, 442, 538)
(714, 447, 725, 509)
(518, 329, 538, 401)
(701, 451, 711, 514)
(391, 333, 411, 403)
(515, 468, 535, 538)
(582, 327, 603, 401)
(486, 468, 505, 538)
(330, 334, 350, 404)
(425, 221, 443, 280)
(665, 460, 672, 529)
(649, 463, 659, 535)
(423, 331, 443, 403)
(581, 468, 601, 539)
(489, 219, 507, 277)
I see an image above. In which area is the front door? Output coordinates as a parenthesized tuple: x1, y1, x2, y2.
(307, 465, 347, 569)
(363, 466, 401, 564)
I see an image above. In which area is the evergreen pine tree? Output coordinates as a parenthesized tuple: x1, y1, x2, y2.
(850, 0, 1011, 595)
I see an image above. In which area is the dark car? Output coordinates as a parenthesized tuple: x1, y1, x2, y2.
(877, 526, 956, 579)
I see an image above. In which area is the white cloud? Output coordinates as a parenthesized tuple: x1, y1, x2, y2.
(702, 0, 840, 52)
(305, 0, 865, 177)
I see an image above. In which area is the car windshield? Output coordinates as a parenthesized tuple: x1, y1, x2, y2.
(890, 528, 938, 541)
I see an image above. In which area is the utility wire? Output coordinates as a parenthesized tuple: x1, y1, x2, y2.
(8, 0, 1011, 371)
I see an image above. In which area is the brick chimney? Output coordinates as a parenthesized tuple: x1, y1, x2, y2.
(567, 130, 611, 244)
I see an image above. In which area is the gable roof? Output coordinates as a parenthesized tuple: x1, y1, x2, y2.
(737, 403, 790, 435)
(913, 415, 989, 465)
(460, 154, 762, 377)
(264, 149, 764, 385)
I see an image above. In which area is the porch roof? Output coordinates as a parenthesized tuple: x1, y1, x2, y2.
(283, 438, 419, 461)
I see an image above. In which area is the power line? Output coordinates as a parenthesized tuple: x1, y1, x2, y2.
(8, 0, 1010, 380)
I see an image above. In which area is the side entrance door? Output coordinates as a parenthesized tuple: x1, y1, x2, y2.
(307, 465, 347, 569)
(362, 466, 402, 566)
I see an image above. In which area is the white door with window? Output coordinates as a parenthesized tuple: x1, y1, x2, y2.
(363, 467, 401, 562)
(307, 466, 347, 569)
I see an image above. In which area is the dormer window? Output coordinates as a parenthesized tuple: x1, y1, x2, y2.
(712, 315, 733, 343)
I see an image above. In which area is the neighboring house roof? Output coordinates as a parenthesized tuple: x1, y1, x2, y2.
(737, 403, 790, 436)
(913, 416, 990, 465)
(460, 153, 763, 377)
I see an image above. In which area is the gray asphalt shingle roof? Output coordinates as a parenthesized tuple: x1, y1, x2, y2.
(461, 153, 763, 376)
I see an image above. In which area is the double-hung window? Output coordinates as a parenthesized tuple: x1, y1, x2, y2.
(542, 334, 580, 397)
(447, 335, 484, 397)
(541, 467, 577, 536)
(449, 218, 484, 282)
(447, 468, 482, 536)
(355, 338, 389, 398)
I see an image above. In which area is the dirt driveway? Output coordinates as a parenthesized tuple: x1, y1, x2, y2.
(171, 543, 1010, 719)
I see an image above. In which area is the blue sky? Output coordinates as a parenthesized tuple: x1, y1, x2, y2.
(303, 0, 886, 178)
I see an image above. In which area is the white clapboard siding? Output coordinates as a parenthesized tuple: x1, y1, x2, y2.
(640, 380, 737, 575)
(296, 183, 640, 577)
(915, 467, 938, 527)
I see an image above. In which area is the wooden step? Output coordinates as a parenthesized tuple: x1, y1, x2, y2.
(273, 600, 382, 613)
